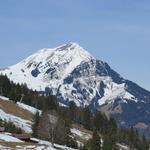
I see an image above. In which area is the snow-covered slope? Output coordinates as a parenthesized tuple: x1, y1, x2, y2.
(17, 102, 42, 115)
(0, 109, 32, 133)
(1, 43, 92, 92)
(1, 42, 150, 132)
(0, 135, 77, 150)
(71, 128, 92, 141)
(0, 96, 39, 133)
(0, 133, 23, 142)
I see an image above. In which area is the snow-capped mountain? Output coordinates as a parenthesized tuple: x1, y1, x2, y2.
(1, 43, 92, 92)
(1, 42, 150, 134)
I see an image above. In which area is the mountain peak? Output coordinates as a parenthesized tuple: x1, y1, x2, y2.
(1, 42, 150, 136)
(22, 42, 92, 65)
(37, 42, 82, 54)
(55, 42, 89, 54)
(37, 42, 92, 57)
(1, 42, 93, 91)
(63, 42, 80, 47)
(57, 42, 80, 48)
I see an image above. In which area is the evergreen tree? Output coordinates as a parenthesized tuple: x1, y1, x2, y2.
(84, 131, 101, 150)
(45, 95, 58, 111)
(32, 111, 40, 137)
(1, 121, 22, 134)
(66, 138, 78, 149)
(0, 75, 11, 96)
(82, 106, 92, 130)
(102, 117, 117, 150)
(68, 101, 77, 122)
(94, 110, 108, 133)
(140, 134, 149, 150)
(90, 131, 101, 150)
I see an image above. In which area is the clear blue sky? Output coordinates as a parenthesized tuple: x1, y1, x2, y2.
(0, 0, 150, 91)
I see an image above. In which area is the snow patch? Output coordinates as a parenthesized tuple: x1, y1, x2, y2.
(71, 128, 92, 141)
(0, 109, 32, 133)
(0, 133, 23, 142)
(98, 83, 136, 106)
(0, 95, 9, 101)
(17, 102, 42, 115)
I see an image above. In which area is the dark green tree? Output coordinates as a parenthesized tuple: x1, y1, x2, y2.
(90, 131, 101, 150)
(32, 111, 40, 137)
(84, 131, 101, 150)
(140, 134, 149, 150)
(93, 110, 108, 133)
(82, 106, 92, 130)
(68, 101, 77, 122)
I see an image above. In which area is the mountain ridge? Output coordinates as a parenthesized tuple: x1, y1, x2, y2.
(1, 42, 150, 135)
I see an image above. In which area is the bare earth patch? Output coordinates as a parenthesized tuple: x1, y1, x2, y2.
(0, 98, 33, 121)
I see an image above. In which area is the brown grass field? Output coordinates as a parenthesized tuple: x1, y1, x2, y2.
(0, 98, 33, 121)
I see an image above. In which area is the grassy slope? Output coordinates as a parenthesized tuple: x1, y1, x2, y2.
(0, 98, 33, 121)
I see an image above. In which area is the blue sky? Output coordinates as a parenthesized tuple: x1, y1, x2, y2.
(0, 0, 150, 90)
